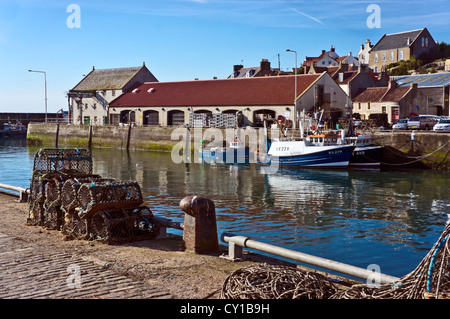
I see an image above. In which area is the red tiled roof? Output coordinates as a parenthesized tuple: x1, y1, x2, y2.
(109, 74, 322, 107)
(352, 86, 411, 102)
(381, 86, 411, 101)
(303, 51, 326, 66)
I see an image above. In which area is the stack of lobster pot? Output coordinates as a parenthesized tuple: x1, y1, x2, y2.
(27, 148, 157, 244)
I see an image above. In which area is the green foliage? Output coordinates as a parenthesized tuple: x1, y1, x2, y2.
(438, 41, 450, 59)
(387, 57, 423, 76)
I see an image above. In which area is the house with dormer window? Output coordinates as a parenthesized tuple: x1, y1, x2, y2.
(368, 28, 438, 72)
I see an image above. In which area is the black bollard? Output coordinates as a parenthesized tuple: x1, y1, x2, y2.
(180, 195, 218, 254)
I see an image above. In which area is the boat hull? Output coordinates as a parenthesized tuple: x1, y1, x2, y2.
(267, 143, 355, 168)
(199, 147, 250, 164)
(349, 145, 384, 169)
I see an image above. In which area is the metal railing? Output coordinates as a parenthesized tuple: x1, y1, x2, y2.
(220, 232, 400, 285)
(0, 183, 29, 202)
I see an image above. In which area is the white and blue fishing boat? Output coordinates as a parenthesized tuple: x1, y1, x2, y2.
(199, 139, 250, 164)
(260, 114, 355, 168)
(267, 138, 355, 168)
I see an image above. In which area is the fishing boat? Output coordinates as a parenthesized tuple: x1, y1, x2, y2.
(199, 139, 250, 164)
(345, 135, 384, 169)
(0, 122, 27, 138)
(306, 131, 384, 169)
(267, 137, 355, 168)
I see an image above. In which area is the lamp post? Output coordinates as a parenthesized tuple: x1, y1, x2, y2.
(28, 70, 47, 123)
(286, 49, 297, 129)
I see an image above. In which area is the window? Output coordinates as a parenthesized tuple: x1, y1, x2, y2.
(400, 50, 404, 60)
(390, 52, 394, 61)
(112, 90, 116, 96)
(422, 37, 425, 47)
(382, 52, 386, 62)
(382, 106, 386, 114)
(375, 53, 378, 63)
(322, 61, 325, 65)
(426, 37, 429, 47)
(358, 103, 361, 110)
(367, 103, 371, 110)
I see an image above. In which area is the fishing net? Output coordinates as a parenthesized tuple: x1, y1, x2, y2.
(220, 264, 339, 299)
(330, 223, 450, 299)
(220, 223, 450, 299)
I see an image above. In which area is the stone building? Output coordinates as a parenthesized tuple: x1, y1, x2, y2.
(368, 28, 438, 72)
(68, 63, 158, 125)
(352, 80, 427, 123)
(392, 72, 450, 117)
(108, 73, 350, 128)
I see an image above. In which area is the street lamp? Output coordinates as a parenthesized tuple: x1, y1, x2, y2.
(28, 69, 47, 123)
(286, 49, 297, 129)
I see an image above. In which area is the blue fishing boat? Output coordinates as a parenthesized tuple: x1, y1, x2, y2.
(199, 139, 250, 164)
(266, 138, 355, 168)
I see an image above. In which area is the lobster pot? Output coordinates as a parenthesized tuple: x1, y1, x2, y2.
(63, 212, 89, 240)
(60, 175, 106, 213)
(77, 181, 144, 219)
(32, 148, 93, 175)
(27, 171, 46, 225)
(89, 206, 157, 244)
(27, 171, 64, 225)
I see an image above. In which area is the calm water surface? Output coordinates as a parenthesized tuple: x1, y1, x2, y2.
(1, 138, 450, 278)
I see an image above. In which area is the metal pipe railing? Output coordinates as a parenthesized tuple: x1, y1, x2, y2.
(0, 183, 29, 202)
(221, 232, 400, 285)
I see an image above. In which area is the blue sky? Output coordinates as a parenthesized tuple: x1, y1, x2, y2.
(1, 0, 450, 113)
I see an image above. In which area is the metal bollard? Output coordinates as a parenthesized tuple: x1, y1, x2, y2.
(180, 195, 218, 254)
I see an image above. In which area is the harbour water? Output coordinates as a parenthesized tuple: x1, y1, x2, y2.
(1, 137, 450, 279)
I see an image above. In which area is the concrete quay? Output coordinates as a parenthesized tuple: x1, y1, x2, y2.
(27, 124, 450, 170)
(0, 231, 171, 299)
(0, 192, 275, 299)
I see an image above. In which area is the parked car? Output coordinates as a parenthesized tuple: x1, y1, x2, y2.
(433, 119, 450, 132)
(392, 119, 408, 130)
(407, 115, 440, 130)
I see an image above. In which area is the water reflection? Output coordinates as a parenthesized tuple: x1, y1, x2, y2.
(89, 148, 450, 276)
(0, 140, 449, 278)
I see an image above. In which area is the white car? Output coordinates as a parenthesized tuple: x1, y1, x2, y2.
(433, 119, 450, 132)
(392, 119, 408, 130)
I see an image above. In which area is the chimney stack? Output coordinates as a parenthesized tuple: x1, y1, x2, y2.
(260, 59, 271, 71)
(233, 64, 244, 72)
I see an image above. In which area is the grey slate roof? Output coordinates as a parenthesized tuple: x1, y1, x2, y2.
(392, 72, 450, 87)
(371, 29, 424, 52)
(228, 67, 261, 78)
(72, 66, 144, 91)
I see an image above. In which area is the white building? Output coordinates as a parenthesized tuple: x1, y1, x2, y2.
(68, 63, 158, 125)
(315, 46, 340, 67)
(357, 39, 373, 66)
